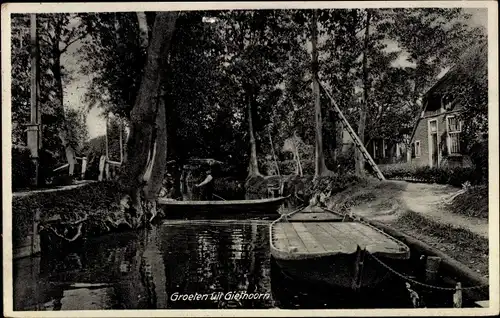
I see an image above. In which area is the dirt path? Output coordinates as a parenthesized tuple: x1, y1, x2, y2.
(396, 181, 488, 238)
(347, 180, 488, 239)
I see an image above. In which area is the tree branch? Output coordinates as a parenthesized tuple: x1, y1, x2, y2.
(60, 34, 87, 54)
(46, 223, 83, 242)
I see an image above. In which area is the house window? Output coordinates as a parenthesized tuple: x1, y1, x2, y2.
(447, 116, 462, 154)
(415, 140, 421, 158)
(441, 93, 455, 110)
(429, 120, 437, 133)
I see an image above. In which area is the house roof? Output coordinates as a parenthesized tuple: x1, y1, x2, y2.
(423, 41, 488, 102)
(408, 41, 488, 143)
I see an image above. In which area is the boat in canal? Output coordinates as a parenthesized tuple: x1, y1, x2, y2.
(269, 206, 410, 291)
(157, 196, 289, 215)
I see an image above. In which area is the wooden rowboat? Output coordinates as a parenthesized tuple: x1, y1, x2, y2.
(157, 196, 289, 215)
(270, 206, 410, 290)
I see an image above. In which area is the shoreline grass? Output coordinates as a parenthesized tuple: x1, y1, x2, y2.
(391, 210, 488, 276)
(447, 185, 488, 219)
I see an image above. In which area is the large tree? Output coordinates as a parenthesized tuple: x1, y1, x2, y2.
(117, 12, 178, 226)
(38, 13, 89, 175)
(213, 10, 296, 178)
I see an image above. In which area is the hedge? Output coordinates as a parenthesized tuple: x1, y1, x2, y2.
(12, 145, 63, 190)
(12, 146, 36, 190)
(380, 165, 480, 187)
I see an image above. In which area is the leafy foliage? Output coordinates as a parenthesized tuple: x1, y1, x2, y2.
(12, 8, 485, 184)
(79, 12, 147, 119)
(11, 14, 89, 161)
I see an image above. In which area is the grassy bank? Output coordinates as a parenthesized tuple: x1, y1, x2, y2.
(391, 210, 488, 276)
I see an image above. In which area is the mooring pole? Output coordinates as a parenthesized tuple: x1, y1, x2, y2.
(27, 13, 41, 187)
(425, 256, 441, 283)
(453, 282, 463, 308)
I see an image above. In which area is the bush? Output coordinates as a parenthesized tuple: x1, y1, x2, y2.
(449, 185, 488, 218)
(12, 146, 35, 190)
(213, 177, 245, 200)
(312, 173, 361, 194)
(329, 146, 356, 173)
(273, 159, 314, 176)
(244, 175, 269, 199)
(380, 164, 479, 187)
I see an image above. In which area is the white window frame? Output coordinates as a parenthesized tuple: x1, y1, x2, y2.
(415, 140, 421, 158)
(427, 119, 440, 167)
(441, 93, 455, 111)
(446, 115, 462, 155)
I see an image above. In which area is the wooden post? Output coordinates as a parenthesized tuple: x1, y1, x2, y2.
(425, 256, 441, 283)
(81, 156, 87, 180)
(352, 245, 366, 292)
(27, 13, 40, 187)
(453, 282, 462, 308)
(105, 161, 110, 180)
(31, 209, 41, 256)
(98, 155, 106, 181)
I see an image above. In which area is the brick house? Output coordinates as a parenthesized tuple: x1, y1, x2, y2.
(407, 43, 487, 168)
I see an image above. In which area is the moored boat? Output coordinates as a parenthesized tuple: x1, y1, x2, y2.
(158, 196, 289, 215)
(270, 206, 410, 290)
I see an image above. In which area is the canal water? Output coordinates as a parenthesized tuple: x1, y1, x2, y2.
(13, 215, 460, 310)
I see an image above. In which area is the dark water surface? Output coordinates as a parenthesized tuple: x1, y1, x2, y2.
(14, 215, 456, 310)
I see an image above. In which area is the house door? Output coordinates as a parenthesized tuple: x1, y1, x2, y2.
(428, 119, 438, 167)
(430, 133, 438, 167)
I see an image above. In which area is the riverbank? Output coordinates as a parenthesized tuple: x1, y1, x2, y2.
(325, 179, 489, 277)
(12, 175, 489, 277)
(11, 181, 135, 255)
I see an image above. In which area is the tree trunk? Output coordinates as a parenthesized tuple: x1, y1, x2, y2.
(52, 53, 77, 177)
(296, 147, 303, 176)
(268, 130, 280, 176)
(330, 109, 338, 168)
(311, 10, 329, 178)
(246, 85, 262, 178)
(136, 12, 149, 49)
(356, 10, 371, 177)
(118, 12, 178, 227)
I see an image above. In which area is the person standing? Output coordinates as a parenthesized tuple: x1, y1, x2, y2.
(195, 168, 214, 200)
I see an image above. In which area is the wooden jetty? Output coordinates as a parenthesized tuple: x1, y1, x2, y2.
(158, 196, 288, 215)
(270, 206, 410, 290)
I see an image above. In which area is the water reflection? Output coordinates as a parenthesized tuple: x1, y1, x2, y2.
(14, 217, 429, 310)
(14, 219, 276, 310)
(159, 220, 274, 309)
